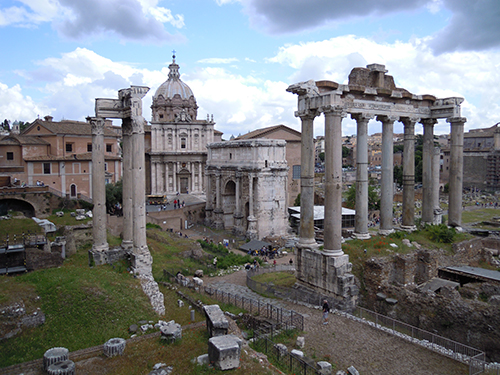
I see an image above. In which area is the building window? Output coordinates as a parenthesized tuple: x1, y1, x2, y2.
(43, 162, 51, 174)
(7, 152, 13, 160)
(159, 114, 164, 119)
(104, 162, 108, 171)
(292, 165, 301, 179)
(66, 143, 73, 152)
(106, 144, 112, 152)
(87, 143, 92, 152)
(181, 137, 186, 149)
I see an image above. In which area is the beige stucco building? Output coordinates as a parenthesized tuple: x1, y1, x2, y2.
(147, 56, 222, 195)
(0, 116, 122, 199)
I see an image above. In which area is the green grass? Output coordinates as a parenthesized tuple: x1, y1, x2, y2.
(0, 217, 42, 239)
(252, 272, 296, 288)
(461, 208, 500, 229)
(0, 247, 158, 367)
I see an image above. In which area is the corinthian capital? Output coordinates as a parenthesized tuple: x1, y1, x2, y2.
(322, 105, 346, 117)
(351, 113, 374, 124)
(376, 115, 399, 124)
(295, 109, 320, 120)
(447, 117, 467, 126)
(87, 116, 105, 136)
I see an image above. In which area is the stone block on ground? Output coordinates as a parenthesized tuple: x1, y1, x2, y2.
(148, 365, 173, 375)
(47, 359, 75, 375)
(159, 320, 182, 343)
(43, 347, 69, 370)
(347, 365, 359, 375)
(274, 343, 288, 357)
(103, 337, 126, 357)
(194, 269, 204, 277)
(296, 336, 305, 348)
(195, 354, 209, 366)
(317, 361, 333, 375)
(203, 304, 229, 337)
(208, 334, 242, 371)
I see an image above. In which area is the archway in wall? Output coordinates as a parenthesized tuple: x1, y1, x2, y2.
(0, 198, 36, 218)
(223, 180, 236, 229)
(70, 184, 77, 198)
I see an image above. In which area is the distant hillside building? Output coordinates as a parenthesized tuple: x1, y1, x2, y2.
(147, 55, 222, 196)
(235, 125, 302, 207)
(441, 123, 500, 191)
(0, 116, 122, 199)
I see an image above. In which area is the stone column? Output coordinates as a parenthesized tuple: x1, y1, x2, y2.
(173, 162, 177, 193)
(214, 171, 224, 229)
(121, 122, 133, 250)
(151, 162, 157, 194)
(165, 163, 169, 193)
(448, 117, 466, 227)
(421, 119, 437, 225)
(233, 170, 244, 235)
(323, 106, 345, 255)
(205, 170, 213, 226)
(401, 117, 418, 230)
(198, 162, 203, 193)
(191, 162, 195, 193)
(432, 147, 442, 224)
(247, 172, 257, 239)
(89, 117, 109, 264)
(352, 113, 372, 239)
(378, 115, 397, 235)
(130, 117, 152, 274)
(297, 110, 319, 249)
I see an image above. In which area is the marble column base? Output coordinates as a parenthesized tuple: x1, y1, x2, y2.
(378, 228, 394, 236)
(401, 225, 417, 232)
(121, 240, 133, 250)
(320, 249, 344, 257)
(352, 232, 371, 240)
(297, 238, 319, 252)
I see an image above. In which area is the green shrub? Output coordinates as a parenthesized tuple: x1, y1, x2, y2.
(146, 222, 162, 230)
(425, 224, 456, 243)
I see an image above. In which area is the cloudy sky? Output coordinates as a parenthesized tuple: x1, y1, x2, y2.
(1, 0, 499, 138)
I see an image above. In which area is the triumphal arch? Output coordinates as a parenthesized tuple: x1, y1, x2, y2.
(287, 64, 466, 310)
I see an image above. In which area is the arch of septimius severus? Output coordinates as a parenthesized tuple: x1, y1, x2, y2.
(88, 86, 165, 315)
(287, 64, 466, 310)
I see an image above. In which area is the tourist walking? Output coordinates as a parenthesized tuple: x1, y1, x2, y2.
(322, 299, 330, 325)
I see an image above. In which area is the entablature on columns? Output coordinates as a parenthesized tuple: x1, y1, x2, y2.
(287, 64, 464, 121)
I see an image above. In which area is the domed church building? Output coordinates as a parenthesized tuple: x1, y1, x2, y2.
(148, 54, 222, 195)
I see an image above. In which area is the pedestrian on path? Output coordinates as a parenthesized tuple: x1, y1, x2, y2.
(322, 299, 330, 325)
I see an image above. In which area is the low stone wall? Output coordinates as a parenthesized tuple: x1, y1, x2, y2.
(25, 247, 63, 271)
(60, 224, 92, 257)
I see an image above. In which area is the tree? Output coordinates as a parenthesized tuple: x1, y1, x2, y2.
(294, 193, 301, 207)
(318, 152, 325, 162)
(345, 183, 380, 211)
(342, 145, 351, 158)
(105, 180, 123, 214)
(2, 119, 10, 131)
(394, 165, 403, 186)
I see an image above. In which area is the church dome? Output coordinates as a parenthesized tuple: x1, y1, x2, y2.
(154, 56, 194, 101)
(151, 54, 199, 123)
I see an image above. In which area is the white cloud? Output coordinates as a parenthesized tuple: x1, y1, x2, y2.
(197, 58, 239, 64)
(1, 0, 185, 43)
(0, 82, 52, 122)
(268, 35, 500, 134)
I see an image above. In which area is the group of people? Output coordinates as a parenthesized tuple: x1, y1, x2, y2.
(173, 199, 185, 209)
(247, 245, 281, 260)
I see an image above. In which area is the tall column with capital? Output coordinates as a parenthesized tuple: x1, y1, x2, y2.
(432, 147, 442, 224)
(352, 113, 372, 239)
(214, 171, 224, 229)
(323, 106, 345, 255)
(297, 110, 319, 249)
(379, 115, 397, 235)
(448, 117, 466, 227)
(89, 117, 109, 263)
(121, 120, 133, 250)
(247, 172, 257, 239)
(421, 119, 437, 224)
(151, 162, 157, 194)
(401, 117, 418, 230)
(233, 171, 244, 235)
(205, 170, 213, 225)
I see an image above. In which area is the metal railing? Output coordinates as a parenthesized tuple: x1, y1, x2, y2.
(163, 269, 304, 331)
(348, 307, 500, 375)
(252, 325, 320, 375)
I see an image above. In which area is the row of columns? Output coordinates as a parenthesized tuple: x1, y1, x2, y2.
(89, 97, 152, 274)
(151, 160, 204, 194)
(298, 110, 466, 252)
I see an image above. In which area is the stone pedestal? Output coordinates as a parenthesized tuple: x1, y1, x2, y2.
(203, 304, 229, 337)
(296, 248, 358, 311)
(159, 320, 182, 343)
(208, 335, 242, 371)
(246, 216, 258, 240)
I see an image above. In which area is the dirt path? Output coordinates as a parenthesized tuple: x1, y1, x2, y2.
(205, 262, 468, 374)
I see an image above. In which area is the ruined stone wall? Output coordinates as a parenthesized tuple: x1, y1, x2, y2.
(25, 247, 64, 270)
(463, 154, 489, 190)
(59, 224, 92, 257)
